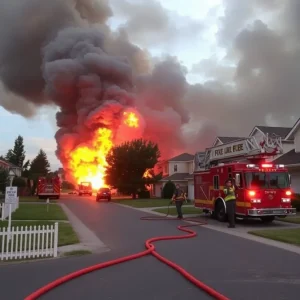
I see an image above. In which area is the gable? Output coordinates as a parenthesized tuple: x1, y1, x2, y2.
(169, 152, 194, 162)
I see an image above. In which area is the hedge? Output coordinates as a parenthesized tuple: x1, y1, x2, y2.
(292, 194, 300, 211)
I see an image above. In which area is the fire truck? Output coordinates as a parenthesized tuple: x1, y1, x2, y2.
(78, 182, 93, 196)
(194, 134, 296, 223)
(37, 176, 61, 199)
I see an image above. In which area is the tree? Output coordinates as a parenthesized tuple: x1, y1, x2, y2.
(0, 167, 8, 194)
(28, 149, 51, 195)
(29, 149, 51, 176)
(105, 139, 162, 198)
(5, 135, 26, 168)
(162, 180, 176, 199)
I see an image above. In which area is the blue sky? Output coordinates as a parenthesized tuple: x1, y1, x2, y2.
(0, 0, 225, 170)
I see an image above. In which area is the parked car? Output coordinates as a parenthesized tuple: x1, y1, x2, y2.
(96, 188, 111, 202)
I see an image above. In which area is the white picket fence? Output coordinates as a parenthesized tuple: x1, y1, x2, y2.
(0, 202, 19, 221)
(0, 223, 58, 261)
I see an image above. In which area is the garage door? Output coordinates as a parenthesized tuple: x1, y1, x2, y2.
(188, 183, 194, 200)
(290, 172, 300, 194)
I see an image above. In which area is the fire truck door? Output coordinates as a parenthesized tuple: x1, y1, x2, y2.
(234, 172, 246, 215)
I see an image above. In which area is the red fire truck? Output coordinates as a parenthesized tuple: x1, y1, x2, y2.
(37, 176, 61, 199)
(194, 134, 296, 223)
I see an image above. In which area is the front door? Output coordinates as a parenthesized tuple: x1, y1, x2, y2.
(234, 172, 246, 215)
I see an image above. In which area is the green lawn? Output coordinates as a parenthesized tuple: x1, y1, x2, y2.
(276, 217, 300, 224)
(153, 206, 202, 216)
(19, 196, 57, 203)
(0, 221, 79, 247)
(249, 228, 300, 246)
(11, 204, 68, 221)
(113, 198, 193, 208)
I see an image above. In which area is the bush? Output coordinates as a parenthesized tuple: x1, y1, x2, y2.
(12, 177, 27, 188)
(162, 180, 176, 199)
(0, 167, 8, 194)
(138, 190, 150, 199)
(292, 198, 300, 212)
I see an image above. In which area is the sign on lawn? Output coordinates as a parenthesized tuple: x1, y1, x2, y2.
(5, 186, 18, 203)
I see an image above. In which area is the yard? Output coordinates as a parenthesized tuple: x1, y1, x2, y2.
(19, 196, 57, 203)
(0, 221, 79, 247)
(248, 228, 300, 246)
(276, 214, 300, 224)
(12, 203, 68, 221)
(0, 203, 80, 261)
(113, 198, 193, 208)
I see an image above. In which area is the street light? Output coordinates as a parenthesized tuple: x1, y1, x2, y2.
(8, 169, 15, 187)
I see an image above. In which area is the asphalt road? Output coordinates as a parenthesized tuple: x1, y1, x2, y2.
(0, 195, 300, 300)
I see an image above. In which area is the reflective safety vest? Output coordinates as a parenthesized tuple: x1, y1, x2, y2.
(224, 186, 236, 201)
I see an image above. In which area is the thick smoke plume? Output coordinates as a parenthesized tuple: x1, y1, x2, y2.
(1, 0, 300, 178)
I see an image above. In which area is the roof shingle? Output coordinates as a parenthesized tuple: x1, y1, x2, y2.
(160, 173, 190, 181)
(273, 149, 300, 165)
(168, 153, 194, 162)
(217, 137, 245, 144)
(256, 126, 292, 138)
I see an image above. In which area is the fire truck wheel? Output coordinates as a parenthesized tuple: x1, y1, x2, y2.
(215, 201, 227, 222)
(260, 216, 275, 223)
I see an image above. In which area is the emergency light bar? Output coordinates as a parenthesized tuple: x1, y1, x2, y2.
(246, 164, 258, 168)
(261, 164, 273, 168)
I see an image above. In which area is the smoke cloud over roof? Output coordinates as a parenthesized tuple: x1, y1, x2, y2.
(0, 0, 300, 170)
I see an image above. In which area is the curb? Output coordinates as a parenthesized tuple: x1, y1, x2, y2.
(59, 203, 110, 255)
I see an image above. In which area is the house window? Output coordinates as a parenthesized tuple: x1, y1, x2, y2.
(213, 175, 219, 190)
(174, 164, 178, 172)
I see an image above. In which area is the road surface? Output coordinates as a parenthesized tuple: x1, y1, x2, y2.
(0, 194, 300, 300)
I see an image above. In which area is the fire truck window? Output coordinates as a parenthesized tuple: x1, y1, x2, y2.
(245, 172, 267, 189)
(269, 172, 289, 189)
(174, 164, 177, 172)
(213, 175, 219, 190)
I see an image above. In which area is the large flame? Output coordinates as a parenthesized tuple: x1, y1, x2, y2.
(69, 111, 140, 190)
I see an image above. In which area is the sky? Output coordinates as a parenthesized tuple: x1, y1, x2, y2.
(0, 0, 300, 171)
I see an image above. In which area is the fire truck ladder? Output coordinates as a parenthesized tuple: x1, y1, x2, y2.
(199, 134, 283, 170)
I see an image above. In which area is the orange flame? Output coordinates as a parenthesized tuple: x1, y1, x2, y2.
(69, 111, 140, 190)
(123, 111, 139, 128)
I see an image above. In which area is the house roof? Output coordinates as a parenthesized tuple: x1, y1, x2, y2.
(0, 159, 20, 169)
(273, 149, 300, 165)
(168, 153, 194, 162)
(217, 136, 245, 144)
(252, 126, 292, 139)
(285, 118, 300, 140)
(160, 173, 190, 181)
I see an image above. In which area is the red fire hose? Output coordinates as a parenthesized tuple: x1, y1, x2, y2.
(24, 205, 230, 300)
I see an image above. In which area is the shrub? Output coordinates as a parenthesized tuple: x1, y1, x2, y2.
(162, 181, 176, 199)
(138, 190, 150, 199)
(292, 197, 300, 212)
(12, 177, 27, 188)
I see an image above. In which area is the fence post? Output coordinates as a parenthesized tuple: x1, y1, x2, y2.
(53, 222, 58, 257)
(8, 204, 12, 241)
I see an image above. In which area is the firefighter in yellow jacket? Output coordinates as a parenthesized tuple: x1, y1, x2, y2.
(172, 184, 186, 219)
(223, 179, 236, 228)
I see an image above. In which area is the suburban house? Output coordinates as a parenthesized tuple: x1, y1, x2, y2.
(0, 159, 22, 177)
(154, 153, 195, 200)
(212, 122, 300, 193)
(271, 118, 300, 193)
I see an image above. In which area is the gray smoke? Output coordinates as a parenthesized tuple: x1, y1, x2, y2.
(1, 0, 300, 176)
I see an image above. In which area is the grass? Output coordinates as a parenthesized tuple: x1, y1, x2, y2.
(113, 198, 193, 208)
(248, 228, 300, 246)
(153, 206, 202, 216)
(276, 216, 300, 224)
(11, 204, 68, 221)
(0, 221, 79, 247)
(19, 196, 57, 203)
(64, 250, 92, 257)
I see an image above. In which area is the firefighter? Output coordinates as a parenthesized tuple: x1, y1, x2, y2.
(172, 184, 186, 219)
(224, 178, 236, 228)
